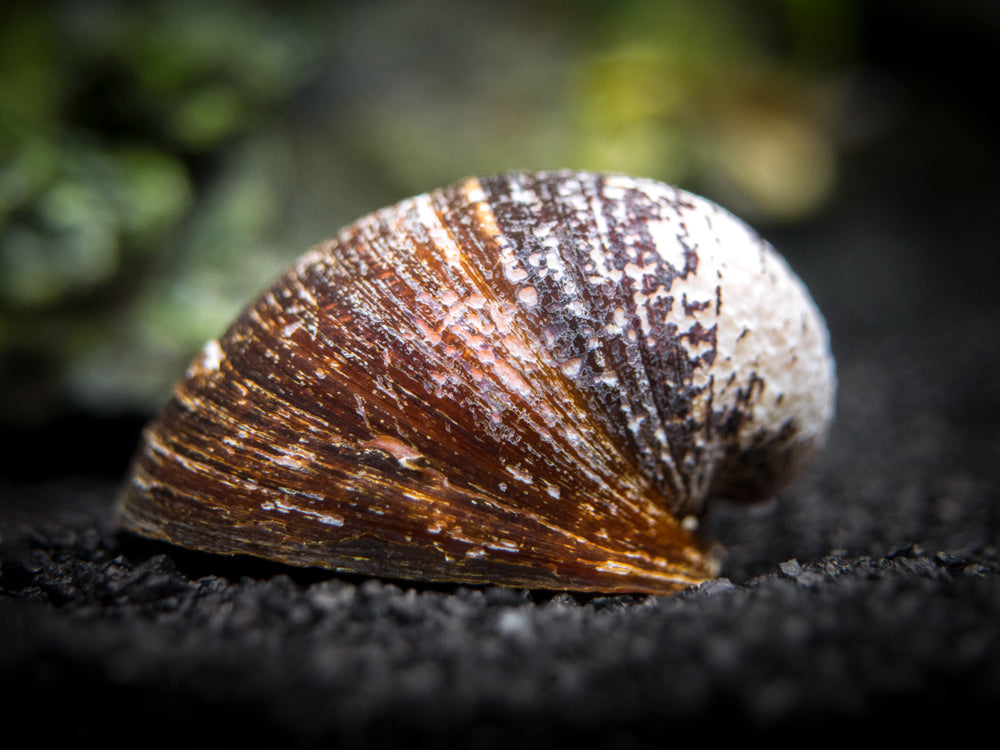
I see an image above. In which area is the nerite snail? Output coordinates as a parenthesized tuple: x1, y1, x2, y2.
(117, 170, 836, 594)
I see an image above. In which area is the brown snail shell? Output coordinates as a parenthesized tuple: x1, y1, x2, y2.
(117, 171, 835, 595)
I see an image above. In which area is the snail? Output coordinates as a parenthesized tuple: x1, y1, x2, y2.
(117, 170, 835, 595)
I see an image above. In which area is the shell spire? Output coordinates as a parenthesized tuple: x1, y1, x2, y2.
(118, 171, 835, 595)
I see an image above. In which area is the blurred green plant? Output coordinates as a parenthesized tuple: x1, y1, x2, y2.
(1, 0, 864, 422)
(0, 0, 321, 420)
(570, 0, 857, 220)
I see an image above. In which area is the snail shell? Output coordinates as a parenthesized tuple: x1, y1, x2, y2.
(118, 171, 835, 595)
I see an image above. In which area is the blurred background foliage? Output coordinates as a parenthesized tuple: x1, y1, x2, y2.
(0, 0, 994, 427)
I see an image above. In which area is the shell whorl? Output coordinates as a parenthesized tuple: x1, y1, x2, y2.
(118, 171, 835, 594)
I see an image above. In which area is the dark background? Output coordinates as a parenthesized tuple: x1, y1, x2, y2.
(2, 1, 998, 746)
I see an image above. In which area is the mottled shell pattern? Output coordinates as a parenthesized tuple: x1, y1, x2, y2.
(118, 171, 835, 595)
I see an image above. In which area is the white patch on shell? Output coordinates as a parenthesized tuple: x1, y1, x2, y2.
(491, 359, 533, 399)
(596, 561, 635, 576)
(646, 215, 688, 271)
(517, 286, 539, 306)
(560, 358, 582, 377)
(272, 446, 315, 471)
(666, 189, 836, 453)
(485, 539, 521, 553)
(364, 436, 424, 469)
(505, 465, 533, 485)
(189, 339, 224, 377)
(261, 499, 345, 527)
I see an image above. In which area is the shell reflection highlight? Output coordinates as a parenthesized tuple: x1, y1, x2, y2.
(118, 171, 836, 594)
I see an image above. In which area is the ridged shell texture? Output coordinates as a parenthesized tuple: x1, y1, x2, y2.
(118, 171, 835, 594)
